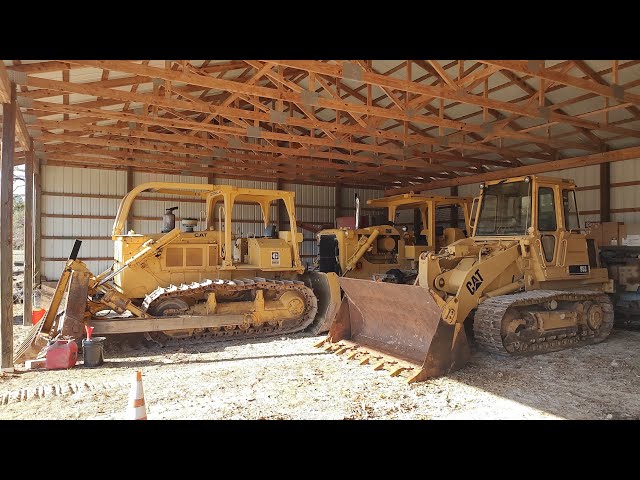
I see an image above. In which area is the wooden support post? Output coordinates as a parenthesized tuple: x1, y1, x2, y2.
(207, 173, 215, 184)
(23, 151, 34, 326)
(335, 182, 342, 225)
(1, 88, 16, 371)
(125, 166, 134, 232)
(600, 161, 611, 222)
(450, 185, 459, 227)
(34, 157, 41, 286)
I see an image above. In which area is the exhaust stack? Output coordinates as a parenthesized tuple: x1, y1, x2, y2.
(355, 194, 360, 229)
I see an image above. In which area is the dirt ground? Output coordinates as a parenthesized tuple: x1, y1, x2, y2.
(2, 298, 639, 420)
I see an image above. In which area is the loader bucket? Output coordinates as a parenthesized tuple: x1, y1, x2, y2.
(317, 277, 470, 382)
(304, 271, 342, 334)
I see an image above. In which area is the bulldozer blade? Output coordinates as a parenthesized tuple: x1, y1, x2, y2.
(319, 277, 470, 382)
(13, 270, 91, 365)
(304, 271, 342, 334)
(57, 270, 90, 339)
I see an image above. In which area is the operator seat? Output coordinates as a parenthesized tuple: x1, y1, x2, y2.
(263, 224, 278, 238)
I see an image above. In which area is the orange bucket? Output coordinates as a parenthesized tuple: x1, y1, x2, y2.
(32, 308, 46, 325)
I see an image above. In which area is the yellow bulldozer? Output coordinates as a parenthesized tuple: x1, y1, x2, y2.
(318, 175, 615, 382)
(16, 182, 341, 362)
(315, 193, 472, 283)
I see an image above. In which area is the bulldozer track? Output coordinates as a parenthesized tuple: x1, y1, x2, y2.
(473, 290, 614, 356)
(140, 277, 319, 347)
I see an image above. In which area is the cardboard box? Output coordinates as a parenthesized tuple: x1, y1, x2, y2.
(626, 223, 640, 236)
(619, 224, 626, 243)
(625, 234, 640, 247)
(585, 221, 603, 245)
(602, 222, 621, 246)
(584, 221, 628, 247)
(621, 223, 640, 246)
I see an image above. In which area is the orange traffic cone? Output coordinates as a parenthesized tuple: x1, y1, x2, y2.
(127, 370, 147, 420)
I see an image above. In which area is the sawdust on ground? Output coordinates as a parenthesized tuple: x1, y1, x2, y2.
(1, 311, 639, 420)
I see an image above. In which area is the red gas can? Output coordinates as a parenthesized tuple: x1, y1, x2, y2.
(45, 339, 78, 370)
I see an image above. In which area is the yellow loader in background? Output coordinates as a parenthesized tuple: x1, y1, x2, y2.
(16, 182, 341, 363)
(315, 193, 472, 283)
(318, 175, 614, 382)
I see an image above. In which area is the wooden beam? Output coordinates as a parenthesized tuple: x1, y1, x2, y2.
(427, 60, 457, 88)
(23, 151, 34, 325)
(35, 119, 477, 179)
(600, 161, 611, 222)
(481, 60, 640, 106)
(572, 60, 640, 120)
(41, 148, 396, 186)
(397, 61, 640, 155)
(19, 74, 152, 100)
(32, 105, 516, 170)
(23, 74, 467, 147)
(5, 61, 78, 74)
(87, 314, 253, 335)
(0, 65, 30, 151)
(37, 135, 447, 185)
(40, 158, 384, 190)
(0, 62, 11, 103)
(34, 157, 41, 286)
(500, 69, 604, 148)
(386, 145, 640, 194)
(21, 77, 561, 160)
(38, 117, 497, 171)
(264, 60, 621, 140)
(1, 90, 16, 371)
(63, 60, 600, 151)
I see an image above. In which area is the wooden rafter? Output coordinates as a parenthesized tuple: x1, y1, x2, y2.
(0, 62, 31, 150)
(481, 60, 640, 107)
(3, 59, 637, 189)
(387, 145, 640, 194)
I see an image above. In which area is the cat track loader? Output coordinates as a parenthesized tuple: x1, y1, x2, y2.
(316, 193, 472, 283)
(317, 175, 615, 382)
(15, 183, 341, 363)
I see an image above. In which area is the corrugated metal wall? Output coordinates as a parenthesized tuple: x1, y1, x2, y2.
(283, 182, 335, 258)
(39, 161, 640, 280)
(430, 164, 640, 228)
(341, 186, 387, 227)
(543, 162, 640, 226)
(41, 166, 126, 280)
(611, 159, 640, 225)
(40, 166, 385, 279)
(549, 165, 601, 225)
(131, 172, 209, 235)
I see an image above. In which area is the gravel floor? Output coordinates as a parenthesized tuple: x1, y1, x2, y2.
(1, 318, 639, 420)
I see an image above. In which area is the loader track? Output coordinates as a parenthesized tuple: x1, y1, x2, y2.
(473, 290, 614, 356)
(139, 277, 319, 346)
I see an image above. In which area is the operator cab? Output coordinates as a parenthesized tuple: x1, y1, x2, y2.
(471, 174, 592, 271)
